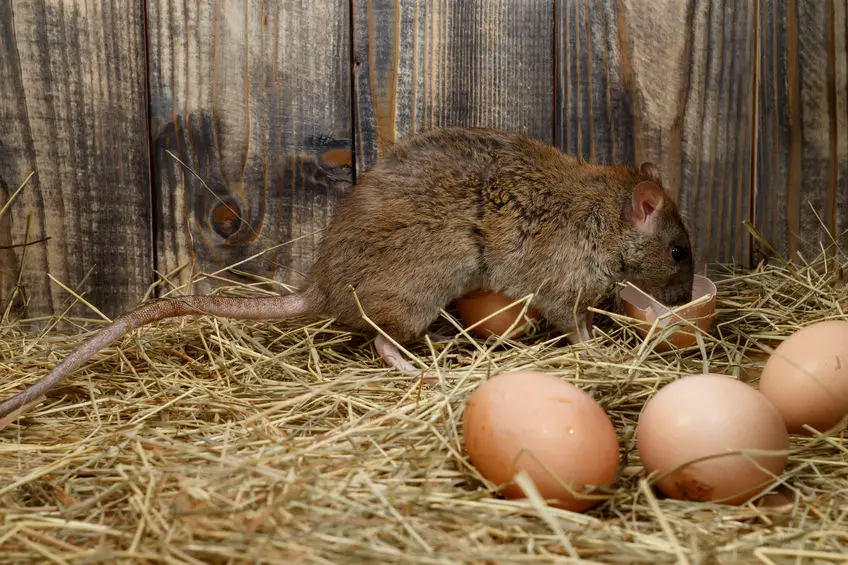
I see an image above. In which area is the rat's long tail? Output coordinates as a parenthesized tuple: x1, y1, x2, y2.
(0, 293, 311, 420)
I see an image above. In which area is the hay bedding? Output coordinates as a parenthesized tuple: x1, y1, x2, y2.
(0, 244, 846, 565)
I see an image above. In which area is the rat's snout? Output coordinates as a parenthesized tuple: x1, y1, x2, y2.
(661, 283, 694, 307)
(658, 271, 695, 307)
(625, 266, 694, 308)
(636, 268, 694, 308)
(655, 247, 696, 306)
(628, 277, 693, 309)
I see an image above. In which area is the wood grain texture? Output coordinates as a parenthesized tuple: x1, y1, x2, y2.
(353, 0, 555, 171)
(147, 0, 352, 296)
(0, 0, 152, 319)
(559, 0, 756, 269)
(556, 0, 634, 166)
(756, 0, 848, 262)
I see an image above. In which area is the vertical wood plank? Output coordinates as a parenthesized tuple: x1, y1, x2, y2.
(756, 0, 848, 262)
(353, 0, 555, 172)
(0, 0, 152, 318)
(559, 0, 757, 269)
(147, 1, 352, 296)
(556, 0, 634, 166)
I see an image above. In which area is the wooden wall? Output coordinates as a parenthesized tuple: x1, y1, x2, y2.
(0, 1, 151, 319)
(0, 0, 845, 319)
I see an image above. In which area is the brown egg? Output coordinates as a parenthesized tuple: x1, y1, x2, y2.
(454, 290, 540, 339)
(637, 373, 789, 505)
(462, 370, 620, 512)
(758, 320, 848, 434)
(620, 275, 717, 351)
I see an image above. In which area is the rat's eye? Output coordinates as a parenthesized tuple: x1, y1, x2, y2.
(671, 245, 689, 262)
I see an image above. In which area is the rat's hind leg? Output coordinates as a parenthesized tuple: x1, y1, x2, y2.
(374, 334, 420, 376)
(343, 240, 480, 373)
(362, 299, 447, 376)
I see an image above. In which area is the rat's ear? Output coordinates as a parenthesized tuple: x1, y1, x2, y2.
(640, 161, 660, 183)
(630, 181, 665, 234)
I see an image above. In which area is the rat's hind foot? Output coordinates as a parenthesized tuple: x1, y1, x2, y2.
(374, 334, 421, 376)
(425, 331, 454, 344)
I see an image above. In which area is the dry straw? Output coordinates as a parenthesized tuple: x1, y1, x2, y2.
(0, 223, 846, 564)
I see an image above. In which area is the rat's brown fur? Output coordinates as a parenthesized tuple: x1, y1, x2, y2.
(303, 127, 693, 342)
(0, 127, 693, 420)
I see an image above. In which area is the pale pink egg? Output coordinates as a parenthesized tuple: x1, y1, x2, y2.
(637, 373, 789, 505)
(758, 320, 848, 434)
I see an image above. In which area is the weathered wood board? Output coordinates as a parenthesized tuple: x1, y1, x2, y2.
(0, 0, 152, 319)
(756, 0, 848, 262)
(353, 0, 555, 171)
(556, 0, 634, 167)
(3, 0, 846, 317)
(558, 0, 757, 270)
(147, 0, 352, 296)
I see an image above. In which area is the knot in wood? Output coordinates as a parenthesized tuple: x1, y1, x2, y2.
(211, 201, 243, 238)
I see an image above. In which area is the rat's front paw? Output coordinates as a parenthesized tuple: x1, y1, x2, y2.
(564, 312, 604, 360)
(564, 311, 594, 344)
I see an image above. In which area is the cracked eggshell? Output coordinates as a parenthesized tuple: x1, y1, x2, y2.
(455, 290, 540, 339)
(620, 275, 717, 351)
(758, 320, 848, 434)
(636, 373, 789, 506)
(462, 370, 620, 512)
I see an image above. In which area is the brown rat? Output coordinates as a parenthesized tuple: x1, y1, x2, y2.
(0, 127, 693, 420)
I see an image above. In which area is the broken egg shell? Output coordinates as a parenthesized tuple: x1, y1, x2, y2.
(620, 275, 717, 351)
(636, 373, 789, 506)
(454, 290, 540, 339)
(758, 319, 848, 435)
(462, 370, 620, 512)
